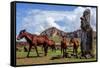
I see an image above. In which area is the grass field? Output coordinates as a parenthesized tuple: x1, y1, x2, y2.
(16, 39, 97, 65)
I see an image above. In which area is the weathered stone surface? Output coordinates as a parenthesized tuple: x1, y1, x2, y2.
(80, 9, 93, 58)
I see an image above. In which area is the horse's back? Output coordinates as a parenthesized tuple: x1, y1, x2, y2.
(32, 35, 49, 44)
(73, 38, 80, 47)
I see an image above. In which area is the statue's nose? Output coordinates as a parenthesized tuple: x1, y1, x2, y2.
(80, 17, 84, 20)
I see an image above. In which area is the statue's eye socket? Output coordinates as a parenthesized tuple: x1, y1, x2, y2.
(85, 12, 88, 15)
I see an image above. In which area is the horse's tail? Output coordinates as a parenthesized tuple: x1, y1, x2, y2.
(61, 42, 63, 54)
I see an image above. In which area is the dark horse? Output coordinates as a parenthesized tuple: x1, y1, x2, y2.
(70, 38, 80, 58)
(61, 36, 68, 57)
(17, 29, 55, 57)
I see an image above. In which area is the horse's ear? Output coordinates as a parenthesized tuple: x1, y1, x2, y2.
(23, 29, 26, 32)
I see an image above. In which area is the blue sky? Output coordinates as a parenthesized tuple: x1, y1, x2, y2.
(16, 3, 96, 36)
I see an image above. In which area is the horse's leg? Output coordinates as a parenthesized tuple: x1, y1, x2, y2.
(54, 47, 56, 52)
(34, 45, 39, 57)
(73, 46, 75, 56)
(75, 47, 78, 58)
(63, 48, 65, 57)
(46, 46, 48, 56)
(65, 48, 67, 58)
(55, 46, 56, 52)
(51, 46, 53, 52)
(43, 44, 45, 56)
(52, 45, 56, 52)
(42, 45, 44, 52)
(64, 48, 67, 58)
(63, 48, 65, 58)
(54, 45, 56, 52)
(61, 47, 62, 54)
(43, 44, 47, 56)
(61, 46, 63, 54)
(27, 45, 32, 57)
(43, 44, 48, 56)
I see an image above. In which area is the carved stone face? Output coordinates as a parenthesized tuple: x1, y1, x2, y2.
(80, 9, 91, 31)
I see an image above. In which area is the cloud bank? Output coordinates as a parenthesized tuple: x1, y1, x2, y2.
(18, 7, 96, 35)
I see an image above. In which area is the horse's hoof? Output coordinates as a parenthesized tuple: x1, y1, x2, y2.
(27, 56, 29, 58)
(80, 56, 84, 59)
(37, 55, 40, 57)
(76, 56, 78, 58)
(89, 54, 95, 58)
(62, 56, 66, 58)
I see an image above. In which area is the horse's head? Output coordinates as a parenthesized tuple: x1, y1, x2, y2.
(69, 38, 74, 44)
(61, 36, 67, 43)
(17, 29, 26, 40)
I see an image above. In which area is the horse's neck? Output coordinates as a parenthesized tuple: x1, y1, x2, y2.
(62, 39, 66, 44)
(24, 33, 33, 43)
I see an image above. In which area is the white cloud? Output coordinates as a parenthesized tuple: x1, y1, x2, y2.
(19, 7, 96, 34)
(46, 17, 61, 29)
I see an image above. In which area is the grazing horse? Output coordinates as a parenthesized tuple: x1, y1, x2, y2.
(70, 38, 80, 58)
(41, 39, 56, 52)
(61, 37, 68, 57)
(47, 39, 56, 52)
(17, 29, 50, 57)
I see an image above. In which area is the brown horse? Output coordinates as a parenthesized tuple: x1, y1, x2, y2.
(70, 38, 80, 58)
(61, 36, 68, 57)
(17, 29, 51, 57)
(47, 39, 56, 52)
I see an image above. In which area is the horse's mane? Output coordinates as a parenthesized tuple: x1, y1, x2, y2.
(25, 32, 37, 36)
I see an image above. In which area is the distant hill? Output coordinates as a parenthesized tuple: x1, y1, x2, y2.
(40, 27, 81, 38)
(40, 27, 96, 39)
(40, 27, 67, 37)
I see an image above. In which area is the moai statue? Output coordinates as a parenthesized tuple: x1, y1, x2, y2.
(80, 9, 93, 58)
